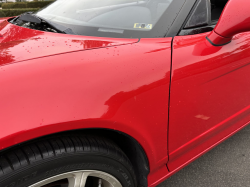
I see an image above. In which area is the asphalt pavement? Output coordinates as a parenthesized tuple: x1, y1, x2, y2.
(157, 124, 250, 187)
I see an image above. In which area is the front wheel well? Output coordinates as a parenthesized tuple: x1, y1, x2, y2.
(1, 129, 150, 187)
(82, 129, 150, 187)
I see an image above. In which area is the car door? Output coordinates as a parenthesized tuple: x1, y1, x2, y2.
(168, 0, 250, 171)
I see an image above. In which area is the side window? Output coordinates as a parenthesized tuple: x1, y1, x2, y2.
(184, 0, 210, 29)
(211, 0, 228, 22)
(179, 0, 229, 36)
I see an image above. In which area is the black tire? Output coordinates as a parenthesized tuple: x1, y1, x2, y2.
(0, 134, 137, 187)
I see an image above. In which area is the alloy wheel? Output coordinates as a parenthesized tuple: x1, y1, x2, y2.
(29, 170, 122, 187)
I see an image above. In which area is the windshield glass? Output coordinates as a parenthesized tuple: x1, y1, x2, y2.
(36, 0, 175, 38)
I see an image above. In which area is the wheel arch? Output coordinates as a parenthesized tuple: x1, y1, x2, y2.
(0, 127, 150, 187)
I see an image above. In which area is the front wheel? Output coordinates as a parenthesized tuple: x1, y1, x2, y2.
(0, 134, 137, 187)
(30, 170, 123, 187)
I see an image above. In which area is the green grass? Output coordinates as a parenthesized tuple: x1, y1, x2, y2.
(2, 1, 54, 9)
(0, 8, 40, 17)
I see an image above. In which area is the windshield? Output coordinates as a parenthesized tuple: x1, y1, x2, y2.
(36, 0, 175, 38)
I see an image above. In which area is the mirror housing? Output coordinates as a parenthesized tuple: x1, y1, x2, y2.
(207, 0, 250, 46)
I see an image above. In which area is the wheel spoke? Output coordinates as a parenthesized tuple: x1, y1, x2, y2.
(68, 172, 84, 187)
(80, 172, 92, 187)
(98, 179, 102, 187)
(68, 171, 93, 187)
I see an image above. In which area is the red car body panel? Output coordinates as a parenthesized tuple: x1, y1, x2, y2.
(168, 32, 250, 171)
(0, 20, 172, 186)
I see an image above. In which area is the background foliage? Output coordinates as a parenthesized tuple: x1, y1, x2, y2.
(0, 1, 54, 17)
(0, 8, 39, 17)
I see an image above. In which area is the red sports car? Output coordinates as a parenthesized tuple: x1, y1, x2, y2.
(0, 0, 248, 186)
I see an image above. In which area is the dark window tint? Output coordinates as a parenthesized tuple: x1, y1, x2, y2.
(210, 0, 228, 22)
(184, 0, 209, 29)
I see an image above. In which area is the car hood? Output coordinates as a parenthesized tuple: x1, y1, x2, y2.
(0, 19, 138, 66)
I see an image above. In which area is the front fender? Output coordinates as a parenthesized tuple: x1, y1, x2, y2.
(0, 38, 172, 172)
